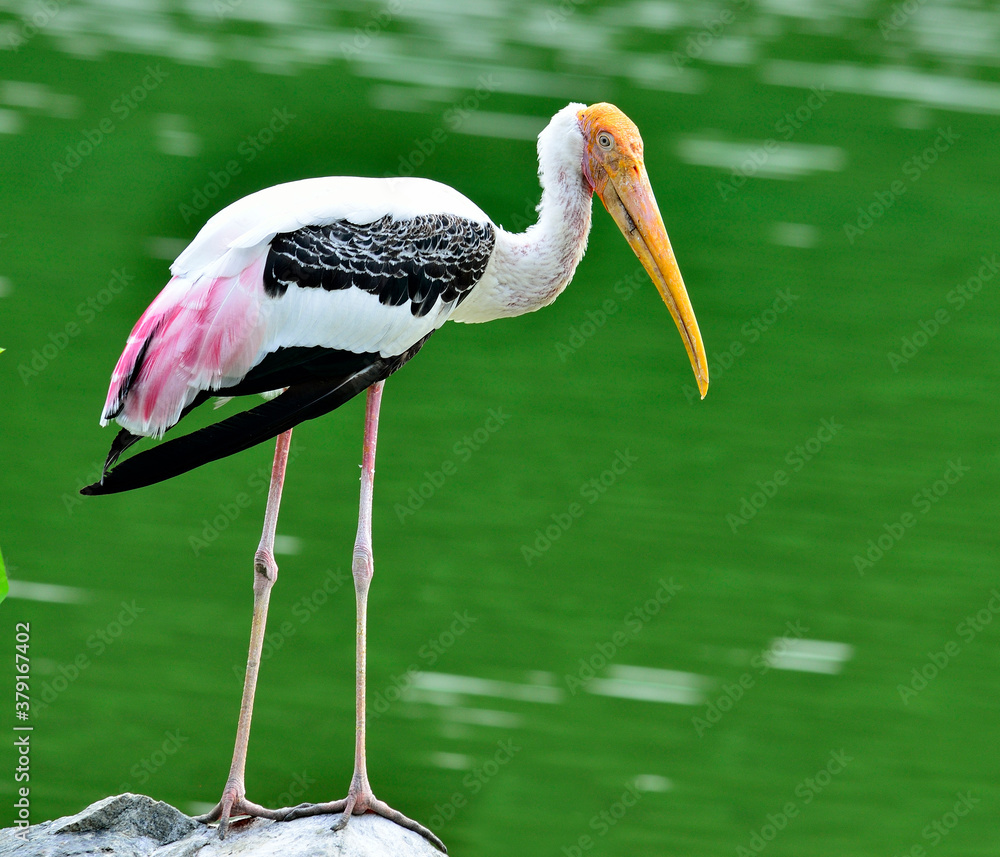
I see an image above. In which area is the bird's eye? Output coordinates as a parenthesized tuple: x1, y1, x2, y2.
(597, 132, 613, 150)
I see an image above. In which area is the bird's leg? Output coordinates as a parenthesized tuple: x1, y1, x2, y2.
(195, 429, 293, 837)
(274, 382, 446, 852)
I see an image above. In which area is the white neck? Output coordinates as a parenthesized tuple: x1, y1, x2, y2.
(450, 104, 594, 323)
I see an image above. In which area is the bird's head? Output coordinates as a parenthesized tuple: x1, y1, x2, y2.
(577, 102, 709, 399)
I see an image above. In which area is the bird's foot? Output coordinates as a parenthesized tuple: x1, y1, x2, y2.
(194, 779, 284, 839)
(274, 775, 446, 853)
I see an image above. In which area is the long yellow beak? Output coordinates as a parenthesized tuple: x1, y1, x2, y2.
(598, 165, 709, 399)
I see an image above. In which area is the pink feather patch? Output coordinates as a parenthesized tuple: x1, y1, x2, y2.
(102, 256, 268, 437)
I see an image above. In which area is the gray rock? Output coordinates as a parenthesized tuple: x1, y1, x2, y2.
(0, 794, 444, 857)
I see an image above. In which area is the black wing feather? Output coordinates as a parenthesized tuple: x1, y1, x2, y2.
(82, 338, 429, 495)
(262, 214, 495, 317)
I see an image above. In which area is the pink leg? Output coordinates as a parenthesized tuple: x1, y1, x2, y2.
(196, 430, 293, 836)
(275, 383, 446, 852)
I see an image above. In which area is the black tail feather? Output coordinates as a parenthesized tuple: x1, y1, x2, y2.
(81, 362, 392, 496)
(104, 428, 142, 473)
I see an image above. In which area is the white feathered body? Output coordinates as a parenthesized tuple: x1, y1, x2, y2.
(101, 103, 594, 439)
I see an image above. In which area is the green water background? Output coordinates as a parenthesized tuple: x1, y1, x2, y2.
(1, 1, 998, 853)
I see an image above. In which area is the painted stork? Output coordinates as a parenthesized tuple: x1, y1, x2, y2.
(82, 102, 709, 851)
